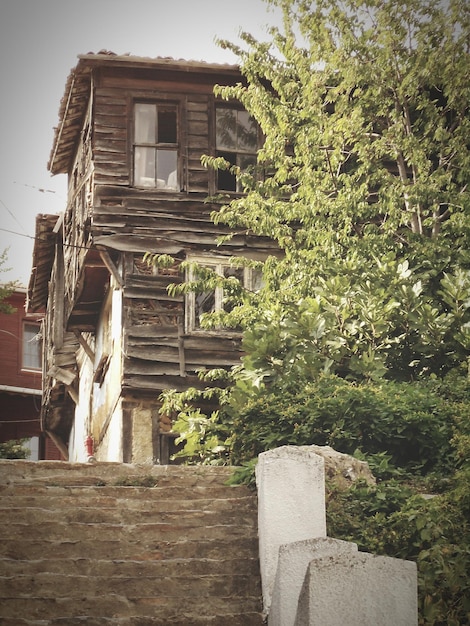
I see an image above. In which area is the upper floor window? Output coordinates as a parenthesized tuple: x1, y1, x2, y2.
(133, 102, 179, 190)
(216, 107, 258, 192)
(22, 322, 42, 371)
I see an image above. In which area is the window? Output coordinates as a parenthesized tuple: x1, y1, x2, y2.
(133, 102, 179, 190)
(22, 322, 42, 371)
(216, 107, 258, 192)
(186, 258, 263, 332)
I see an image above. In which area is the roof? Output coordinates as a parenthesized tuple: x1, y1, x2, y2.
(27, 214, 60, 313)
(48, 52, 241, 175)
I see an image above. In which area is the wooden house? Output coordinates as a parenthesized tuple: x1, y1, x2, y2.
(27, 53, 274, 463)
(0, 289, 61, 460)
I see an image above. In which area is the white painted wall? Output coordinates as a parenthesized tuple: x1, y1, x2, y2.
(68, 343, 94, 463)
(91, 283, 123, 461)
(68, 280, 124, 463)
(96, 398, 123, 462)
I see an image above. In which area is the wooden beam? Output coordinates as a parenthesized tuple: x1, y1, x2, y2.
(66, 385, 79, 405)
(48, 365, 76, 386)
(98, 249, 123, 287)
(74, 330, 95, 361)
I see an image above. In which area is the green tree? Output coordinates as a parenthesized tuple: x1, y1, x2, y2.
(156, 0, 470, 443)
(199, 0, 470, 384)
(0, 249, 17, 314)
(151, 4, 470, 621)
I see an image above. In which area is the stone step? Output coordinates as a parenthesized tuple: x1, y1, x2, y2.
(0, 571, 261, 598)
(0, 460, 236, 487)
(0, 556, 261, 578)
(0, 594, 264, 621)
(0, 460, 263, 625)
(0, 615, 265, 626)
(0, 495, 257, 520)
(0, 482, 252, 502)
(0, 483, 253, 507)
(0, 536, 260, 561)
(0, 501, 257, 527)
(1, 519, 257, 543)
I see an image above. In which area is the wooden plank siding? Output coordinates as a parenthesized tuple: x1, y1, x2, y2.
(92, 89, 129, 185)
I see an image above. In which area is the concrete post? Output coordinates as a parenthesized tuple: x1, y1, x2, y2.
(256, 446, 327, 615)
(294, 551, 418, 626)
(269, 537, 358, 626)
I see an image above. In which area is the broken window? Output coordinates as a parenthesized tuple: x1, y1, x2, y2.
(22, 322, 42, 371)
(216, 107, 258, 192)
(133, 102, 179, 190)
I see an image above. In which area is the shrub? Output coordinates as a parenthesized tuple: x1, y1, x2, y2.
(229, 375, 455, 474)
(0, 439, 30, 459)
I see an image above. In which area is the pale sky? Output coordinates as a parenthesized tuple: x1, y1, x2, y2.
(0, 0, 282, 287)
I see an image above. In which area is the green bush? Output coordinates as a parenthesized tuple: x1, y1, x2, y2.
(0, 439, 30, 459)
(163, 370, 470, 624)
(327, 472, 470, 625)
(228, 375, 455, 474)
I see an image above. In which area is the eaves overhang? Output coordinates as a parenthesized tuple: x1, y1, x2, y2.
(27, 213, 60, 313)
(47, 52, 241, 176)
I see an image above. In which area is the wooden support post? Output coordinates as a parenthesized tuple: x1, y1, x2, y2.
(98, 249, 123, 288)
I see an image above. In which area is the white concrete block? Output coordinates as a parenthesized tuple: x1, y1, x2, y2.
(269, 537, 358, 626)
(295, 551, 418, 626)
(256, 446, 327, 614)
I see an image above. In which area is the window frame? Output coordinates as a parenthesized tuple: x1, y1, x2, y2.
(213, 103, 260, 194)
(185, 256, 260, 334)
(132, 98, 183, 191)
(21, 321, 42, 372)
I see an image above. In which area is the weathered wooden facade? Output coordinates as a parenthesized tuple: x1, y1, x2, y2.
(28, 53, 274, 463)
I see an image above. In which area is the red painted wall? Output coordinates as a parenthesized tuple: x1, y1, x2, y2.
(0, 290, 42, 390)
(0, 290, 62, 459)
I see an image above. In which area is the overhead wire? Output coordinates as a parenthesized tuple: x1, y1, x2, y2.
(0, 226, 92, 252)
(0, 197, 27, 234)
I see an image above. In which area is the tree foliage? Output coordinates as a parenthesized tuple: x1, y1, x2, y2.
(199, 0, 470, 383)
(0, 249, 17, 314)
(149, 1, 470, 622)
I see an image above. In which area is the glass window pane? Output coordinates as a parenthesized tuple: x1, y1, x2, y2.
(251, 269, 264, 292)
(223, 266, 244, 313)
(23, 323, 41, 370)
(135, 103, 156, 143)
(23, 437, 39, 461)
(224, 266, 244, 282)
(134, 146, 156, 186)
(216, 108, 237, 150)
(195, 291, 216, 328)
(158, 107, 177, 143)
(237, 110, 258, 152)
(236, 153, 257, 192)
(157, 150, 178, 189)
(238, 153, 257, 171)
(216, 150, 236, 192)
